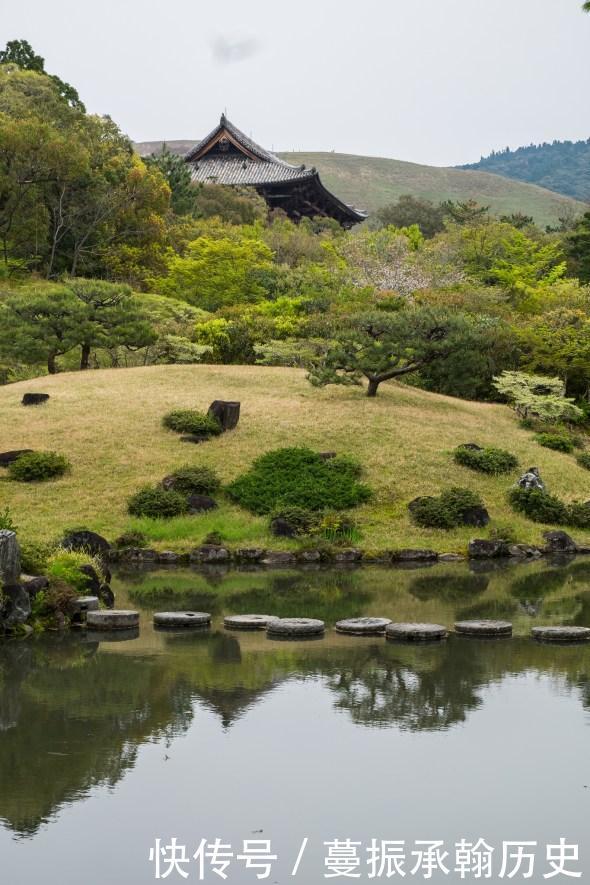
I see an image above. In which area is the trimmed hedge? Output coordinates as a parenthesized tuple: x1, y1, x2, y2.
(410, 487, 485, 529)
(164, 465, 220, 495)
(128, 485, 188, 519)
(576, 452, 590, 470)
(162, 410, 222, 436)
(508, 487, 590, 528)
(8, 451, 70, 482)
(227, 447, 371, 514)
(454, 444, 518, 475)
(534, 432, 574, 453)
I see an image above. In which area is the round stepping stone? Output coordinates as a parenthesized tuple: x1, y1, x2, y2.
(532, 625, 590, 643)
(454, 619, 512, 637)
(386, 622, 447, 642)
(154, 611, 211, 629)
(224, 614, 278, 630)
(267, 617, 325, 637)
(336, 617, 392, 635)
(86, 610, 139, 630)
(70, 596, 100, 613)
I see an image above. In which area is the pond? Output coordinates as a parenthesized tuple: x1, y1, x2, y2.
(1, 558, 590, 883)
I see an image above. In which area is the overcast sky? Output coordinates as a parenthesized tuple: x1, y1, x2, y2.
(2, 0, 589, 165)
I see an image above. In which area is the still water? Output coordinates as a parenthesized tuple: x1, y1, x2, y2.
(1, 558, 590, 883)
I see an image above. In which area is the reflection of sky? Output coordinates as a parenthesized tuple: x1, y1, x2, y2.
(1, 667, 589, 884)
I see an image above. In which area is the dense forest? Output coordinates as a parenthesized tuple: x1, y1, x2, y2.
(460, 139, 590, 202)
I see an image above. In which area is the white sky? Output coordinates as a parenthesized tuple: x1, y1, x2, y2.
(2, 0, 589, 166)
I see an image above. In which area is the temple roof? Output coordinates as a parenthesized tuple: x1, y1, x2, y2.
(185, 115, 367, 226)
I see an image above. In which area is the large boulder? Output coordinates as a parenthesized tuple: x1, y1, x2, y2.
(468, 539, 509, 559)
(0, 530, 21, 585)
(62, 530, 111, 558)
(189, 545, 230, 563)
(0, 449, 34, 467)
(22, 393, 49, 406)
(79, 564, 101, 595)
(542, 531, 577, 554)
(0, 584, 31, 629)
(461, 506, 490, 528)
(187, 494, 218, 513)
(208, 400, 240, 431)
(270, 516, 298, 538)
(517, 467, 545, 492)
(21, 575, 49, 597)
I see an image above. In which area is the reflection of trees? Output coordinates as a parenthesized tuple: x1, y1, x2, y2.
(409, 572, 488, 602)
(227, 572, 370, 621)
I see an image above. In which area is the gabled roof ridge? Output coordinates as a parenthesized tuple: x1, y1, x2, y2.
(185, 114, 301, 170)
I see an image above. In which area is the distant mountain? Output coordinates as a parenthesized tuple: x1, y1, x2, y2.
(135, 141, 587, 227)
(459, 139, 590, 203)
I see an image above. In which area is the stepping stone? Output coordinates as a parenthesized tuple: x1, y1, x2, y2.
(386, 622, 447, 642)
(69, 596, 100, 614)
(455, 619, 512, 637)
(154, 611, 211, 629)
(532, 626, 590, 643)
(86, 610, 139, 630)
(224, 614, 278, 630)
(336, 617, 392, 635)
(267, 617, 325, 637)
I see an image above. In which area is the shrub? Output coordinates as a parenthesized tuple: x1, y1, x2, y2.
(317, 512, 361, 545)
(31, 581, 78, 623)
(20, 539, 55, 574)
(113, 530, 148, 549)
(410, 487, 485, 529)
(164, 465, 220, 495)
(127, 485, 188, 519)
(454, 444, 518, 475)
(576, 452, 590, 470)
(568, 501, 590, 529)
(227, 447, 371, 514)
(8, 451, 70, 482)
(534, 432, 574, 453)
(0, 506, 17, 532)
(162, 410, 221, 436)
(270, 506, 318, 536)
(508, 487, 569, 524)
(46, 548, 105, 593)
(327, 455, 363, 479)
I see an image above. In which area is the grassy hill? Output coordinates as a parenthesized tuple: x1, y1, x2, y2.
(135, 140, 586, 227)
(1, 365, 589, 553)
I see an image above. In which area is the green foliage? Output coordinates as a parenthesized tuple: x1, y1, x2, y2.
(409, 487, 485, 529)
(164, 465, 220, 495)
(372, 195, 446, 238)
(19, 539, 54, 574)
(454, 445, 518, 474)
(567, 500, 590, 529)
(568, 211, 590, 283)
(7, 451, 70, 482)
(162, 409, 222, 436)
(227, 447, 372, 514)
(145, 145, 194, 215)
(317, 512, 361, 545)
(576, 452, 590, 470)
(534, 432, 574, 453)
(0, 39, 85, 111)
(508, 487, 569, 524)
(492, 371, 583, 421)
(270, 505, 318, 535)
(46, 548, 104, 593)
(113, 530, 148, 549)
(0, 506, 17, 531)
(127, 485, 188, 519)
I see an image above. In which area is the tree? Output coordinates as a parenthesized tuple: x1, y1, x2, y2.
(145, 145, 194, 215)
(373, 195, 446, 238)
(518, 308, 590, 397)
(308, 306, 475, 397)
(568, 211, 590, 283)
(492, 370, 582, 421)
(0, 39, 85, 111)
(441, 199, 489, 224)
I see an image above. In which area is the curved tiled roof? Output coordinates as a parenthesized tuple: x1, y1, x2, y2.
(190, 156, 315, 186)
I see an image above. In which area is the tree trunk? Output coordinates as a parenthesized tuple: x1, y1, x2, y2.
(80, 342, 91, 370)
(47, 353, 57, 374)
(366, 378, 380, 397)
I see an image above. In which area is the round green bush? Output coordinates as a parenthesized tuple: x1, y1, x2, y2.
(162, 410, 222, 436)
(508, 487, 569, 524)
(568, 500, 590, 529)
(164, 465, 220, 495)
(409, 487, 485, 529)
(128, 485, 188, 519)
(576, 452, 590, 470)
(227, 447, 371, 514)
(454, 444, 518, 475)
(534, 432, 574, 453)
(8, 451, 70, 482)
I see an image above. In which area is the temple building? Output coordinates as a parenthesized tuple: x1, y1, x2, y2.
(185, 115, 366, 228)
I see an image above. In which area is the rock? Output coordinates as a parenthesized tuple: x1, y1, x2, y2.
(22, 393, 49, 406)
(260, 551, 297, 566)
(154, 611, 211, 629)
(455, 619, 513, 637)
(187, 494, 218, 513)
(207, 400, 240, 431)
(62, 530, 111, 557)
(318, 451, 337, 460)
(468, 539, 509, 559)
(189, 545, 230, 563)
(79, 564, 101, 595)
(334, 549, 362, 563)
(98, 583, 115, 609)
(532, 626, 590, 643)
(575, 545, 590, 555)
(391, 549, 438, 563)
(224, 614, 278, 630)
(517, 467, 545, 492)
(68, 596, 100, 618)
(297, 549, 322, 563)
(0, 530, 21, 585)
(0, 584, 31, 629)
(461, 506, 490, 528)
(270, 517, 298, 538)
(386, 622, 447, 641)
(156, 550, 180, 563)
(336, 617, 391, 635)
(267, 617, 325, 637)
(0, 449, 34, 467)
(235, 548, 266, 562)
(542, 531, 577, 554)
(20, 575, 49, 597)
(438, 553, 465, 562)
(86, 610, 139, 630)
(508, 543, 542, 558)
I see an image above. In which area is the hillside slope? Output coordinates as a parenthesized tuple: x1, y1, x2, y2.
(1, 365, 589, 552)
(134, 140, 586, 227)
(460, 139, 590, 203)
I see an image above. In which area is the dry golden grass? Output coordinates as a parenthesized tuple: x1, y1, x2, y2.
(1, 364, 589, 551)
